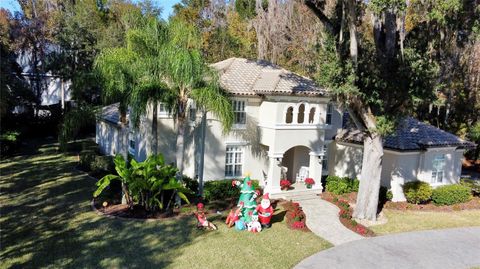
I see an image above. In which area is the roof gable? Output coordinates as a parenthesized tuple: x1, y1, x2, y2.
(211, 58, 327, 96)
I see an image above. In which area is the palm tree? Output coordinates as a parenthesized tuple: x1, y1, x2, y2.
(95, 18, 168, 155)
(159, 20, 234, 173)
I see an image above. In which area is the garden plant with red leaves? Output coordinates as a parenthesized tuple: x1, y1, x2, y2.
(283, 201, 309, 231)
(280, 179, 292, 190)
(304, 178, 315, 187)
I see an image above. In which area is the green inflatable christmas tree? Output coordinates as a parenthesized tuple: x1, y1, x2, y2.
(234, 175, 258, 223)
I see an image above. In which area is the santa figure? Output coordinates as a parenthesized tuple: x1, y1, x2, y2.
(256, 193, 273, 228)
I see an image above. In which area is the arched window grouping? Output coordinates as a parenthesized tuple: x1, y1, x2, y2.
(284, 103, 324, 124)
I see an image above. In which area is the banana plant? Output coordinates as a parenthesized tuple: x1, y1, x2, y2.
(94, 154, 134, 208)
(93, 153, 191, 212)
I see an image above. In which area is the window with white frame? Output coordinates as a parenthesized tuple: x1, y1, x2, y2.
(158, 102, 170, 117)
(232, 100, 246, 125)
(225, 145, 243, 177)
(326, 103, 333, 125)
(322, 144, 328, 172)
(431, 154, 446, 184)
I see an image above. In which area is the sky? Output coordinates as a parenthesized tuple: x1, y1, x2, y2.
(0, 0, 181, 20)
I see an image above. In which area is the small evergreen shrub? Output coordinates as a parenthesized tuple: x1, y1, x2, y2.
(79, 150, 96, 171)
(460, 178, 480, 196)
(403, 181, 432, 204)
(203, 179, 260, 201)
(386, 190, 393, 201)
(379, 186, 393, 201)
(432, 184, 472, 206)
(182, 176, 199, 196)
(91, 155, 114, 173)
(326, 175, 359, 194)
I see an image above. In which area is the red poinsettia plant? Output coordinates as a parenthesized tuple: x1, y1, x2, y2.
(280, 179, 291, 190)
(304, 178, 315, 186)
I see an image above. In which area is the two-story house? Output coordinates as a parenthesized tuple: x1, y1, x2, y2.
(96, 58, 475, 200)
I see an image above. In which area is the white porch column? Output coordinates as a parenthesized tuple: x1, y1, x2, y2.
(309, 151, 323, 191)
(265, 153, 283, 194)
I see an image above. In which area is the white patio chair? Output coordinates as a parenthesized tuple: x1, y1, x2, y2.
(296, 166, 309, 182)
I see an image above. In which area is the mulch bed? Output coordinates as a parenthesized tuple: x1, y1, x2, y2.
(320, 192, 375, 237)
(383, 196, 480, 212)
(279, 200, 310, 232)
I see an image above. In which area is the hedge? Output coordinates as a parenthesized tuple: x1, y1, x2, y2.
(203, 179, 260, 201)
(403, 181, 432, 204)
(460, 178, 480, 196)
(79, 150, 96, 171)
(325, 175, 359, 195)
(432, 184, 472, 206)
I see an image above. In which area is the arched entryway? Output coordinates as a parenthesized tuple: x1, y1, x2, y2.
(281, 146, 310, 182)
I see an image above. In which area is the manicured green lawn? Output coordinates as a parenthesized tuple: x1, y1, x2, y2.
(0, 139, 331, 269)
(371, 209, 480, 235)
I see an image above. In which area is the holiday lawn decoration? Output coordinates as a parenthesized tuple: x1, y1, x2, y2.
(194, 203, 217, 230)
(304, 178, 315, 189)
(235, 219, 246, 231)
(225, 201, 244, 227)
(247, 212, 262, 233)
(232, 175, 259, 223)
(255, 193, 273, 228)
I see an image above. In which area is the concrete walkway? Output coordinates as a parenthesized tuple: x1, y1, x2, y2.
(292, 194, 363, 245)
(295, 227, 480, 269)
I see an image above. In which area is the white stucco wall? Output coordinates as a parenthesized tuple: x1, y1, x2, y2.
(96, 120, 127, 157)
(332, 142, 363, 180)
(331, 142, 465, 202)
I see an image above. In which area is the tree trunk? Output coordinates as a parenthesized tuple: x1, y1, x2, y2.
(197, 110, 207, 196)
(353, 133, 383, 221)
(347, 0, 357, 64)
(152, 101, 158, 155)
(176, 117, 186, 173)
(384, 10, 397, 59)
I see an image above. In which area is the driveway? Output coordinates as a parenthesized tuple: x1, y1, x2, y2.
(295, 227, 480, 269)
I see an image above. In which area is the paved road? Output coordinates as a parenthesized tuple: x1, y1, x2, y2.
(295, 227, 480, 269)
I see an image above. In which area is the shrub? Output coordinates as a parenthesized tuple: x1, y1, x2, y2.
(379, 186, 393, 202)
(183, 176, 199, 196)
(386, 190, 393, 201)
(91, 155, 114, 173)
(432, 184, 472, 206)
(0, 131, 20, 156)
(460, 178, 480, 196)
(79, 150, 96, 171)
(326, 175, 359, 194)
(203, 179, 259, 201)
(403, 181, 432, 204)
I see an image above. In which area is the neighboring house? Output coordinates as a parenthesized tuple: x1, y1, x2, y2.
(16, 49, 71, 111)
(96, 57, 476, 200)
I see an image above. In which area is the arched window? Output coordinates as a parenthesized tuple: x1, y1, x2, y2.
(297, 104, 305, 123)
(286, 106, 294, 123)
(308, 107, 316, 123)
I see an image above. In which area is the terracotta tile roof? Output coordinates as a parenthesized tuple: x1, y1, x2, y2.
(336, 117, 476, 151)
(210, 58, 327, 96)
